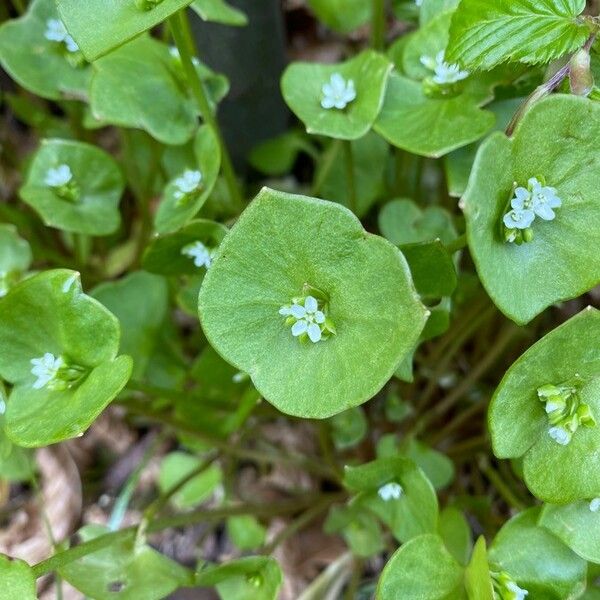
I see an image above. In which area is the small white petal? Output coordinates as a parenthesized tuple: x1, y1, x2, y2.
(548, 426, 571, 446)
(378, 482, 403, 501)
(290, 304, 307, 319)
(314, 311, 326, 324)
(307, 323, 322, 343)
(590, 498, 600, 513)
(279, 306, 292, 316)
(304, 296, 318, 313)
(291, 320, 308, 337)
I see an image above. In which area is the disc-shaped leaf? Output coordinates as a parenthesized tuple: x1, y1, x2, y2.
(191, 0, 248, 26)
(540, 501, 600, 564)
(463, 95, 600, 325)
(92, 272, 169, 380)
(375, 13, 495, 157)
(0, 0, 90, 101)
(488, 508, 587, 599)
(345, 457, 439, 543)
(144, 220, 228, 275)
(306, 0, 371, 33)
(324, 503, 385, 557)
(20, 139, 124, 236)
(0, 555, 36, 600)
(154, 127, 222, 233)
(0, 270, 132, 447)
(439, 507, 472, 565)
(281, 50, 393, 140)
(90, 37, 228, 146)
(377, 534, 466, 599)
(489, 307, 600, 503)
(56, 0, 194, 60)
(196, 557, 282, 600)
(198, 188, 427, 418)
(60, 525, 191, 599)
(446, 0, 590, 70)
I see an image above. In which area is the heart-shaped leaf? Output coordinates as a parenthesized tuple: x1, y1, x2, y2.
(329, 406, 368, 450)
(344, 457, 439, 543)
(19, 139, 124, 236)
(56, 0, 194, 60)
(489, 308, 600, 503)
(375, 12, 495, 157)
(196, 556, 282, 600)
(540, 501, 600, 564)
(226, 516, 266, 551)
(198, 188, 427, 418)
(191, 0, 248, 26)
(489, 508, 587, 599)
(144, 219, 228, 275)
(0, 270, 132, 447)
(0, 0, 90, 101)
(463, 95, 600, 325)
(377, 534, 465, 599)
(90, 37, 228, 146)
(402, 241, 458, 300)
(0, 554, 36, 600)
(60, 525, 192, 599)
(154, 126, 222, 233)
(281, 50, 393, 140)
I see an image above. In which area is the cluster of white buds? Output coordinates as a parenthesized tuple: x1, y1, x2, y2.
(491, 571, 529, 600)
(503, 177, 562, 244)
(30, 353, 86, 391)
(44, 164, 80, 202)
(537, 379, 596, 446)
(377, 481, 404, 501)
(321, 73, 356, 110)
(45, 18, 79, 53)
(279, 294, 335, 344)
(173, 170, 203, 205)
(420, 51, 469, 86)
(181, 240, 216, 269)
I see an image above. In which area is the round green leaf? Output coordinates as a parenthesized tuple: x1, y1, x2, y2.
(0, 554, 36, 600)
(377, 534, 465, 599)
(324, 503, 384, 557)
(20, 139, 124, 236)
(489, 307, 600, 503)
(60, 525, 191, 599)
(306, 0, 371, 33)
(144, 219, 228, 275)
(488, 508, 587, 600)
(0, 225, 32, 298)
(90, 37, 228, 146)
(540, 501, 600, 564)
(0, 0, 90, 101)
(198, 188, 427, 418)
(56, 0, 195, 60)
(158, 451, 222, 509)
(402, 241, 458, 300)
(329, 406, 368, 450)
(154, 127, 222, 233)
(196, 556, 282, 600)
(439, 506, 472, 566)
(249, 130, 316, 177)
(281, 50, 393, 141)
(226, 515, 266, 551)
(0, 270, 132, 447)
(92, 272, 169, 380)
(463, 95, 600, 325)
(402, 438, 455, 490)
(344, 457, 439, 543)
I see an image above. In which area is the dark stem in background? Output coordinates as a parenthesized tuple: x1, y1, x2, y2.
(343, 140, 358, 214)
(371, 0, 386, 51)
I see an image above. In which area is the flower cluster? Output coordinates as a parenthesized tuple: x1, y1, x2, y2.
(173, 169, 203, 204)
(45, 18, 79, 53)
(321, 73, 356, 110)
(420, 51, 469, 86)
(503, 177, 562, 244)
(492, 571, 529, 600)
(377, 482, 403, 502)
(44, 164, 79, 202)
(30, 352, 86, 391)
(537, 380, 596, 446)
(590, 498, 600, 513)
(279, 295, 335, 344)
(181, 240, 216, 269)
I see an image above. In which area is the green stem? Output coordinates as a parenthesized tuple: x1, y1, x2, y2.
(312, 139, 342, 196)
(32, 495, 339, 578)
(73, 234, 91, 266)
(371, 0, 386, 51)
(342, 140, 358, 214)
(10, 0, 25, 14)
(478, 458, 526, 511)
(445, 233, 467, 254)
(169, 11, 243, 210)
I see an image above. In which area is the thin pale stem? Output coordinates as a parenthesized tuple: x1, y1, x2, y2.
(479, 457, 526, 511)
(342, 140, 358, 214)
(445, 233, 467, 254)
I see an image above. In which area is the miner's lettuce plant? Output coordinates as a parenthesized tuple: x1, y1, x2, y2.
(1, 0, 600, 597)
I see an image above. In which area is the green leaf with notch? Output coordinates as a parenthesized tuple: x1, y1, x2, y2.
(198, 188, 427, 418)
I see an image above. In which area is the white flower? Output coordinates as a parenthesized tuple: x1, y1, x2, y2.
(181, 240, 215, 268)
(0, 399, 5, 415)
(528, 177, 562, 221)
(415, 0, 423, 5)
(30, 353, 64, 390)
(174, 169, 203, 200)
(506, 581, 529, 600)
(548, 425, 571, 446)
(321, 73, 356, 110)
(279, 295, 326, 343)
(503, 208, 535, 230)
(44, 18, 79, 53)
(377, 482, 403, 501)
(590, 498, 600, 512)
(44, 164, 73, 188)
(420, 51, 469, 85)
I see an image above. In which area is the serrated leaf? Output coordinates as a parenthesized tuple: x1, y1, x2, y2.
(447, 0, 590, 70)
